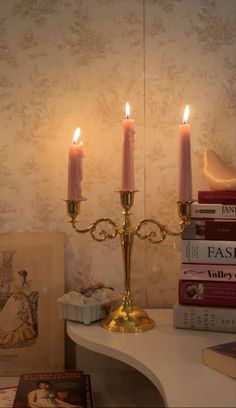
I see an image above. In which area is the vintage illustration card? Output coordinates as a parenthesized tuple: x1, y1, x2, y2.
(0, 232, 65, 375)
(12, 371, 93, 408)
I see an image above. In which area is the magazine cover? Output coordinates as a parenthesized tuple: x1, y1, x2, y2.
(13, 371, 89, 408)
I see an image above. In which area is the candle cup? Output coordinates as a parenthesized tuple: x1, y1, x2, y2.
(65, 199, 86, 223)
(118, 190, 139, 211)
(177, 200, 194, 226)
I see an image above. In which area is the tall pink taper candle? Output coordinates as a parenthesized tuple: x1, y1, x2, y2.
(68, 127, 84, 200)
(121, 102, 135, 190)
(178, 105, 192, 201)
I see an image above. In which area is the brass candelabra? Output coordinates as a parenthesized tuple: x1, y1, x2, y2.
(65, 191, 192, 333)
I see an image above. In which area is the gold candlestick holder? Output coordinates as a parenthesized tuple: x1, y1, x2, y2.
(65, 192, 193, 333)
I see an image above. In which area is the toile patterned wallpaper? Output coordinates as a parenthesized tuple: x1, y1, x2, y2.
(0, 0, 235, 308)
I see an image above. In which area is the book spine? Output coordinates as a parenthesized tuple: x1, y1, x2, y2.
(191, 203, 236, 219)
(198, 191, 236, 204)
(182, 219, 236, 241)
(181, 264, 236, 282)
(85, 375, 93, 408)
(178, 280, 236, 307)
(173, 304, 236, 333)
(181, 240, 236, 264)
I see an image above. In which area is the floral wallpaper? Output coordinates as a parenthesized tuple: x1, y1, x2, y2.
(0, 0, 235, 308)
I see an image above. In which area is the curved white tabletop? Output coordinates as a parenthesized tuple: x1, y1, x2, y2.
(67, 309, 236, 408)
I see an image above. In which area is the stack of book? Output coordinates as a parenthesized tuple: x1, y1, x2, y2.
(173, 190, 236, 333)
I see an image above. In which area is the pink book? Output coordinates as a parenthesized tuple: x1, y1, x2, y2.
(181, 264, 236, 282)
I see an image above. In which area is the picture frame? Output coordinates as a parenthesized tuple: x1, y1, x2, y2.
(0, 232, 65, 375)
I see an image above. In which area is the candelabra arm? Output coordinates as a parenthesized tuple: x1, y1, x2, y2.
(135, 201, 193, 242)
(71, 218, 119, 241)
(65, 200, 118, 241)
(71, 221, 93, 234)
(136, 219, 166, 243)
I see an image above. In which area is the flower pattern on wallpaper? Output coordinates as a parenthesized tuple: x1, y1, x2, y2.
(0, 18, 17, 66)
(190, 0, 236, 53)
(222, 58, 236, 114)
(149, 0, 181, 13)
(14, 0, 60, 25)
(61, 3, 109, 64)
(15, 70, 60, 149)
(0, 145, 18, 191)
(0, 74, 18, 120)
(18, 29, 38, 52)
(0, 0, 235, 310)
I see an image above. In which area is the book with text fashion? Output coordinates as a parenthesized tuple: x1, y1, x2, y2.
(181, 219, 236, 241)
(173, 303, 236, 333)
(198, 190, 236, 205)
(178, 280, 236, 307)
(202, 341, 236, 379)
(191, 203, 236, 219)
(181, 264, 236, 282)
(181, 240, 236, 264)
(12, 370, 93, 408)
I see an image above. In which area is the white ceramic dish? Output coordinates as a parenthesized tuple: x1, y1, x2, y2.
(57, 290, 122, 325)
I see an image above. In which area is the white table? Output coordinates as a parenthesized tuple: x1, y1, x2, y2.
(67, 309, 236, 408)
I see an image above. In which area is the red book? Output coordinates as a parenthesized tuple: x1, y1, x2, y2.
(182, 219, 236, 241)
(179, 279, 236, 307)
(198, 191, 236, 204)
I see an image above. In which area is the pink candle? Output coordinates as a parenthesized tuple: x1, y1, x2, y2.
(178, 105, 192, 201)
(121, 102, 135, 191)
(67, 128, 84, 200)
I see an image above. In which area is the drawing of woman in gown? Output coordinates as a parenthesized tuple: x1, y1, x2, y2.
(0, 270, 37, 347)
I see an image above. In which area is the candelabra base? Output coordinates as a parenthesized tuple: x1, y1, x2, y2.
(101, 304, 155, 333)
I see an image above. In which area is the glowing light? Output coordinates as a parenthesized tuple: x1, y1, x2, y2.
(73, 128, 81, 144)
(125, 102, 131, 119)
(183, 105, 190, 124)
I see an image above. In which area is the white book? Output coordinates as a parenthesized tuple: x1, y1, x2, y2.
(173, 303, 236, 333)
(181, 240, 236, 265)
(191, 203, 236, 219)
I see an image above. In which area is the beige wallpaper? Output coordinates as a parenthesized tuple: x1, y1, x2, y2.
(0, 0, 235, 308)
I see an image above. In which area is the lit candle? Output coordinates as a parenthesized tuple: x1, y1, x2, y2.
(121, 102, 135, 191)
(178, 105, 192, 201)
(67, 128, 84, 200)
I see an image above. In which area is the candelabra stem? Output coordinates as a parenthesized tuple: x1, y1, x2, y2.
(101, 191, 155, 332)
(121, 204, 133, 308)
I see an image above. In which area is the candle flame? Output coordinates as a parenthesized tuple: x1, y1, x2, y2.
(183, 105, 190, 124)
(125, 102, 131, 119)
(73, 127, 81, 144)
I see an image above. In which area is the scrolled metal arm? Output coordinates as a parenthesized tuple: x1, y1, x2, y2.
(136, 219, 166, 243)
(135, 217, 188, 244)
(72, 218, 119, 242)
